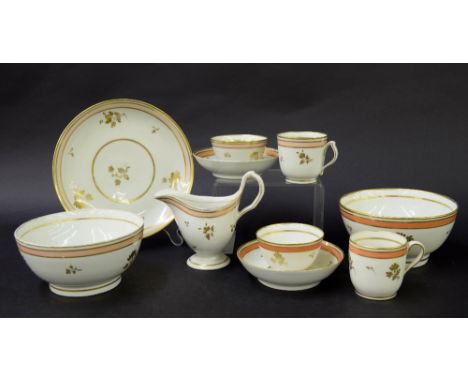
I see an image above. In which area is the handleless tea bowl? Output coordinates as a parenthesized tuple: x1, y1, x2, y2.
(339, 188, 457, 267)
(14, 209, 144, 297)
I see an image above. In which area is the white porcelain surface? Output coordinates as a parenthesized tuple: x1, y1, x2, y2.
(256, 223, 324, 270)
(154, 171, 265, 270)
(349, 231, 424, 300)
(52, 99, 194, 238)
(237, 240, 343, 291)
(14, 209, 144, 297)
(211, 134, 267, 161)
(340, 188, 458, 267)
(278, 131, 338, 184)
(194, 147, 277, 179)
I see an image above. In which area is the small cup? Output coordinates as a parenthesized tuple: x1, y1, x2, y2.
(211, 134, 267, 161)
(256, 223, 324, 271)
(348, 231, 425, 300)
(277, 131, 338, 184)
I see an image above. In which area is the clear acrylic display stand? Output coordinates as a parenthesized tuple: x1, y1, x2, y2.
(212, 169, 325, 254)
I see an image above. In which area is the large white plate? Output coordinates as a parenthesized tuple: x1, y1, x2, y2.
(53, 99, 194, 238)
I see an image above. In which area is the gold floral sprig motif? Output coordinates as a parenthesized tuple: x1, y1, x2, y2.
(271, 252, 287, 265)
(386, 263, 401, 280)
(199, 223, 214, 240)
(68, 147, 75, 157)
(297, 149, 312, 165)
(349, 257, 354, 270)
(162, 170, 181, 189)
(73, 187, 93, 209)
(108, 165, 130, 186)
(224, 152, 231, 158)
(397, 232, 414, 242)
(230, 224, 236, 233)
(123, 250, 137, 270)
(99, 111, 126, 128)
(249, 152, 259, 160)
(65, 265, 82, 274)
(151, 126, 160, 134)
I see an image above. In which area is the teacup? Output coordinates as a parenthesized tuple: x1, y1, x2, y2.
(256, 223, 324, 271)
(211, 134, 267, 161)
(348, 231, 425, 300)
(277, 131, 338, 184)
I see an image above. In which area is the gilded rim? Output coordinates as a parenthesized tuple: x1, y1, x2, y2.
(349, 235, 407, 251)
(256, 223, 324, 247)
(339, 188, 458, 222)
(237, 240, 344, 272)
(52, 98, 194, 238)
(277, 131, 328, 141)
(211, 135, 267, 145)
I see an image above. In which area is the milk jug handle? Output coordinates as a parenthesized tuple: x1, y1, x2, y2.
(237, 171, 265, 220)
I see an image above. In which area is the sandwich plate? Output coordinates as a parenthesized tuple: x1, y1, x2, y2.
(52, 99, 194, 238)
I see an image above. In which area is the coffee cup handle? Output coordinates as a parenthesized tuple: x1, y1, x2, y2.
(321, 141, 339, 174)
(405, 241, 425, 273)
(237, 171, 265, 220)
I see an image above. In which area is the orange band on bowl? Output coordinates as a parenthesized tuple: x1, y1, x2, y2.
(349, 243, 406, 259)
(340, 209, 457, 229)
(17, 231, 142, 258)
(257, 240, 322, 253)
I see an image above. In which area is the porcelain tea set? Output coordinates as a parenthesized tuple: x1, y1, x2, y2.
(14, 98, 458, 300)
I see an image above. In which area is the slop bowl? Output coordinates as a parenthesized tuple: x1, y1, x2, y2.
(14, 209, 144, 297)
(339, 188, 458, 267)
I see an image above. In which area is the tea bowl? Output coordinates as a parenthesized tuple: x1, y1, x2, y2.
(340, 188, 458, 267)
(237, 239, 343, 291)
(211, 134, 267, 161)
(14, 209, 144, 297)
(256, 222, 324, 271)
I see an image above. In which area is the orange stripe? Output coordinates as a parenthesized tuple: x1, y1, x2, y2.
(18, 231, 142, 258)
(349, 243, 406, 259)
(258, 240, 322, 253)
(277, 139, 326, 148)
(340, 209, 457, 229)
(238, 241, 344, 262)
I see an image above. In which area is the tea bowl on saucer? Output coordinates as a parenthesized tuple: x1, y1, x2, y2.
(14, 209, 143, 297)
(237, 240, 343, 291)
(194, 147, 278, 179)
(256, 223, 324, 271)
(339, 188, 458, 267)
(211, 134, 267, 161)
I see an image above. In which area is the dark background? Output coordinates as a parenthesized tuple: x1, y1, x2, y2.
(1, 64, 467, 317)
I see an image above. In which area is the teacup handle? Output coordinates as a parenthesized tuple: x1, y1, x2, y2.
(405, 240, 425, 273)
(237, 171, 265, 220)
(321, 141, 339, 174)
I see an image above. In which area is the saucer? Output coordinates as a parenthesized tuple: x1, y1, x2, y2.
(52, 99, 194, 238)
(237, 240, 343, 291)
(194, 147, 278, 179)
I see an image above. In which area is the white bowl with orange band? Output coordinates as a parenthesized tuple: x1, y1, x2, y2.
(348, 230, 425, 300)
(211, 134, 267, 161)
(339, 188, 458, 267)
(256, 223, 324, 271)
(14, 209, 143, 297)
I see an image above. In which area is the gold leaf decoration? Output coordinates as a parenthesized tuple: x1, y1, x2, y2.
(99, 111, 126, 128)
(271, 252, 287, 265)
(385, 263, 401, 281)
(123, 250, 138, 270)
(198, 223, 214, 240)
(161, 170, 180, 189)
(73, 187, 93, 209)
(297, 149, 312, 165)
(249, 151, 259, 160)
(65, 265, 82, 274)
(108, 165, 130, 186)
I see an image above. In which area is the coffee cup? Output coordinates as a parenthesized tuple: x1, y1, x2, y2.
(348, 230, 425, 300)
